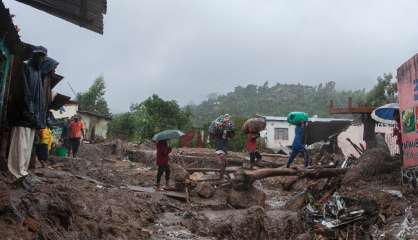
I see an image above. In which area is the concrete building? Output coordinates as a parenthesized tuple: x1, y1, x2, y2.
(78, 111, 111, 141)
(50, 101, 79, 119)
(261, 116, 352, 153)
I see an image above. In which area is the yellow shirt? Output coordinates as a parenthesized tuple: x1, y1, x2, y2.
(39, 128, 53, 151)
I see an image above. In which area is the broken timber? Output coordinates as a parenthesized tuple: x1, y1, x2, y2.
(232, 167, 347, 189)
(187, 168, 237, 173)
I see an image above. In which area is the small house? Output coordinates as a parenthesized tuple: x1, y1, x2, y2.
(262, 116, 352, 153)
(50, 101, 79, 119)
(78, 111, 111, 141)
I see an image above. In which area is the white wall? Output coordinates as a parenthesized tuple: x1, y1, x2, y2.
(338, 123, 398, 158)
(265, 120, 296, 151)
(79, 113, 110, 140)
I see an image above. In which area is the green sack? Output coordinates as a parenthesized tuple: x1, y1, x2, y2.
(287, 112, 309, 125)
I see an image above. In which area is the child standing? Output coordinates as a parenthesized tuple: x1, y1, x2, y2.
(36, 128, 53, 167)
(156, 140, 172, 190)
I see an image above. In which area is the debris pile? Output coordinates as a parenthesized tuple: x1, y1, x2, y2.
(0, 140, 414, 239)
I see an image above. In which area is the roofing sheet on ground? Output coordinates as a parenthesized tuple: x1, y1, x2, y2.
(397, 53, 418, 168)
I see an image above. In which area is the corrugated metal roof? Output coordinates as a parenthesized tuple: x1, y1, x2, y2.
(15, 0, 107, 34)
(264, 115, 352, 122)
(0, 1, 20, 53)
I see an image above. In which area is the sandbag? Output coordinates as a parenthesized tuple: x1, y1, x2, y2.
(241, 118, 266, 134)
(287, 112, 309, 125)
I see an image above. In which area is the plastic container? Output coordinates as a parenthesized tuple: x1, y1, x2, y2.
(287, 112, 309, 125)
(55, 147, 67, 157)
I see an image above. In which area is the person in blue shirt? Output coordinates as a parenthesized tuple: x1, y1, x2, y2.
(287, 121, 310, 168)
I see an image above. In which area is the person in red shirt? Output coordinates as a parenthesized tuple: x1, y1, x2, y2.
(156, 140, 172, 190)
(68, 116, 85, 158)
(247, 133, 261, 169)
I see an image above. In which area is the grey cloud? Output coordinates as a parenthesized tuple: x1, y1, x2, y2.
(4, 0, 418, 112)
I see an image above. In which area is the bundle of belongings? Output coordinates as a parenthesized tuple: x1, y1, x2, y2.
(241, 116, 266, 134)
(208, 114, 235, 139)
(287, 111, 309, 125)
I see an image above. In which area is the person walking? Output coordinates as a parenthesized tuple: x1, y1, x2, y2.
(287, 121, 310, 168)
(69, 116, 85, 158)
(246, 133, 261, 169)
(156, 140, 172, 190)
(214, 114, 234, 179)
(62, 118, 71, 156)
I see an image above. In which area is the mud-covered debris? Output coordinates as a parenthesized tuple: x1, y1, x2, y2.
(382, 189, 403, 198)
(285, 192, 306, 210)
(196, 182, 215, 199)
(343, 147, 401, 185)
(172, 164, 190, 191)
(305, 192, 377, 237)
(191, 207, 304, 240)
(23, 217, 39, 232)
(227, 186, 266, 209)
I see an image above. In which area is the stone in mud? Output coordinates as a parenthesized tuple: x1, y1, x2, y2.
(196, 182, 215, 198)
(292, 178, 309, 192)
(172, 164, 190, 191)
(23, 217, 40, 232)
(281, 176, 299, 191)
(265, 210, 304, 239)
(190, 207, 305, 240)
(172, 164, 189, 182)
(295, 233, 312, 240)
(284, 192, 306, 211)
(227, 186, 266, 209)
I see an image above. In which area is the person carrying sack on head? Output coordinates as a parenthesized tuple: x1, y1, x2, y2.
(246, 133, 262, 169)
(287, 121, 310, 168)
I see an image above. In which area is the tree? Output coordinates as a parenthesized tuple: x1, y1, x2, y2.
(108, 94, 192, 142)
(108, 112, 138, 140)
(76, 76, 110, 115)
(189, 81, 367, 126)
(365, 73, 397, 107)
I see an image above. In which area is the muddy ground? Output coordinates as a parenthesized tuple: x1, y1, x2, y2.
(0, 142, 416, 240)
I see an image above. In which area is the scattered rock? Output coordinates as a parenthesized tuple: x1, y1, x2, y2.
(23, 217, 40, 232)
(227, 186, 266, 209)
(285, 192, 306, 211)
(196, 182, 215, 199)
(191, 207, 305, 240)
(172, 164, 190, 191)
(295, 233, 312, 240)
(265, 210, 304, 239)
(189, 172, 205, 182)
(281, 176, 299, 191)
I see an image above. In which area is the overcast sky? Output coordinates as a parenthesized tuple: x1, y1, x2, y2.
(4, 0, 418, 112)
